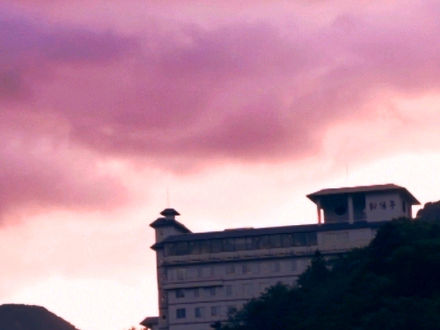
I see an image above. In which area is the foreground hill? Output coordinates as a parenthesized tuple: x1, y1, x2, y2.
(219, 212, 440, 330)
(0, 304, 77, 330)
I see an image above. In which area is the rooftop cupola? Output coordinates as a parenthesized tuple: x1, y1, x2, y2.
(160, 208, 180, 220)
(150, 208, 190, 243)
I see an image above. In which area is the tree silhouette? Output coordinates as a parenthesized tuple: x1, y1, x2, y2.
(218, 210, 440, 330)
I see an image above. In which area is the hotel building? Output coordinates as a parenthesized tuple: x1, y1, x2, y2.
(141, 184, 419, 330)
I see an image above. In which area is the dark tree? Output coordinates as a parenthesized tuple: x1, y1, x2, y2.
(219, 215, 440, 330)
(417, 201, 440, 223)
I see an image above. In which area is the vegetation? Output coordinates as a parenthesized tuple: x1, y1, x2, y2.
(219, 203, 440, 330)
(417, 201, 440, 223)
(0, 304, 78, 330)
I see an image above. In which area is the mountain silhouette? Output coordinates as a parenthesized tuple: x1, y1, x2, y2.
(0, 304, 78, 330)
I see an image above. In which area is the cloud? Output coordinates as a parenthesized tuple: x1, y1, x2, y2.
(0, 118, 127, 221)
(0, 4, 134, 220)
(0, 5, 134, 63)
(9, 2, 438, 163)
(2, 3, 440, 330)
(0, 3, 135, 104)
(2, 0, 440, 218)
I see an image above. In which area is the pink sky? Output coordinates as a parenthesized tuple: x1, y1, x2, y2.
(2, 1, 440, 329)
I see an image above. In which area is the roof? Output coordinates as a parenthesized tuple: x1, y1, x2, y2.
(140, 316, 158, 327)
(151, 220, 387, 249)
(149, 217, 191, 233)
(307, 184, 420, 205)
(160, 208, 180, 217)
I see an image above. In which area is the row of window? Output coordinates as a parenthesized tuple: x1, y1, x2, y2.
(174, 280, 293, 300)
(176, 287, 216, 298)
(165, 232, 317, 256)
(176, 305, 237, 320)
(168, 259, 301, 281)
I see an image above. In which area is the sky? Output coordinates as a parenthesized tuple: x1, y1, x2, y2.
(1, 0, 440, 329)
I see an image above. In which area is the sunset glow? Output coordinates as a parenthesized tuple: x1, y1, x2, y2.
(2, 1, 440, 329)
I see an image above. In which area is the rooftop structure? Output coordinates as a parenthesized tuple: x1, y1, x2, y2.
(307, 183, 419, 224)
(143, 184, 419, 330)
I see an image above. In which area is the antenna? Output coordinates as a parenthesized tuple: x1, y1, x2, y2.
(345, 162, 350, 184)
(166, 187, 170, 207)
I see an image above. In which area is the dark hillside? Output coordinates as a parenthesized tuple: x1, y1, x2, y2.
(0, 304, 77, 330)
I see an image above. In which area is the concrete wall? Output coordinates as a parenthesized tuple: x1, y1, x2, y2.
(155, 226, 377, 330)
(365, 192, 407, 222)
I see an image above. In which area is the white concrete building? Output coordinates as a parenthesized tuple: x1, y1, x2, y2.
(142, 184, 419, 330)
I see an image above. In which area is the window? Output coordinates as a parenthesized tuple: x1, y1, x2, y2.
(291, 259, 297, 272)
(174, 242, 189, 255)
(225, 285, 232, 297)
(291, 232, 317, 246)
(281, 234, 293, 247)
(176, 268, 186, 280)
(176, 308, 186, 319)
(211, 239, 223, 252)
(247, 237, 258, 249)
(209, 287, 216, 296)
(211, 306, 219, 317)
(200, 241, 210, 253)
(242, 263, 249, 274)
(188, 241, 201, 255)
(199, 266, 211, 278)
(195, 307, 204, 318)
(226, 264, 235, 274)
(243, 283, 253, 296)
(260, 235, 272, 248)
(269, 235, 282, 248)
(165, 229, 320, 256)
(194, 288, 199, 298)
(176, 289, 184, 298)
(272, 261, 280, 273)
(161, 269, 168, 281)
(223, 239, 235, 252)
(235, 238, 247, 250)
(253, 262, 260, 274)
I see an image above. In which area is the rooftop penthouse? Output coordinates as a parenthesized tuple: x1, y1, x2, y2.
(308, 183, 419, 224)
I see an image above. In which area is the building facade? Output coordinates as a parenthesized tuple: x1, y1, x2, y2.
(142, 184, 419, 330)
